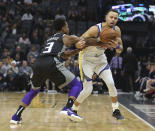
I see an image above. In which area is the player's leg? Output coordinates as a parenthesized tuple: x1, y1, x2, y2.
(52, 58, 83, 120)
(70, 60, 94, 121)
(10, 56, 49, 124)
(60, 77, 83, 121)
(10, 83, 41, 124)
(97, 64, 124, 120)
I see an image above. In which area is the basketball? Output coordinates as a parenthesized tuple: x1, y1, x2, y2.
(100, 27, 117, 44)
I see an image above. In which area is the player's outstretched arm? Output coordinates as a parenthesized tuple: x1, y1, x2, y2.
(62, 35, 80, 47)
(61, 49, 81, 59)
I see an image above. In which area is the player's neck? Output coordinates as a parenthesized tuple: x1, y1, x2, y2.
(103, 22, 113, 28)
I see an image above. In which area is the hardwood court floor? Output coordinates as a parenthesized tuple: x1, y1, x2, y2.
(0, 92, 154, 131)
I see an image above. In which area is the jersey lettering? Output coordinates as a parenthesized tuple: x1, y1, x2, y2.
(42, 42, 54, 54)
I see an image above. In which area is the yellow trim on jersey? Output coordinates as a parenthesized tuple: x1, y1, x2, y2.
(79, 50, 84, 81)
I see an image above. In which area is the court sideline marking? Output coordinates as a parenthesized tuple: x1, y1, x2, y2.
(119, 103, 155, 130)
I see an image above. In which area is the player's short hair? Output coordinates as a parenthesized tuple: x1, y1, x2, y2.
(106, 9, 119, 15)
(53, 17, 66, 32)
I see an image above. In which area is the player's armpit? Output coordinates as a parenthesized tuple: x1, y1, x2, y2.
(63, 35, 80, 47)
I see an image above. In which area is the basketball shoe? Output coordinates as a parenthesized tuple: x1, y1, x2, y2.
(60, 107, 83, 121)
(10, 114, 22, 124)
(112, 109, 124, 120)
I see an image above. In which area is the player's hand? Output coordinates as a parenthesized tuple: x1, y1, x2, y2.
(107, 40, 118, 49)
(75, 40, 86, 49)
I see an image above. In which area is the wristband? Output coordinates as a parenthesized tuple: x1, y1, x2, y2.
(116, 44, 120, 49)
(70, 44, 77, 50)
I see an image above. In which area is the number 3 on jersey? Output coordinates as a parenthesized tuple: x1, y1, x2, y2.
(42, 42, 54, 54)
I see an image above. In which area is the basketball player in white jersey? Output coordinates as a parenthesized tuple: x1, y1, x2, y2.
(67, 9, 124, 121)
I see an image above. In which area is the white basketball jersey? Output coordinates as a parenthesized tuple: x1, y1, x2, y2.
(81, 23, 107, 63)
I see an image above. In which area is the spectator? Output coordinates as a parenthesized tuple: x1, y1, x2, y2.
(1, 26, 10, 44)
(122, 47, 138, 92)
(68, 7, 78, 21)
(78, 7, 87, 21)
(110, 52, 123, 89)
(18, 32, 31, 45)
(24, 0, 32, 5)
(3, 57, 11, 77)
(71, 60, 80, 77)
(5, 60, 19, 91)
(21, 9, 33, 21)
(18, 60, 33, 91)
(30, 30, 41, 48)
(55, 8, 66, 20)
(0, 60, 7, 77)
(0, 73, 7, 91)
(92, 73, 104, 94)
(1, 48, 10, 59)
(14, 53, 22, 66)
(11, 23, 19, 35)
(27, 45, 39, 64)
(12, 46, 25, 61)
(70, 0, 78, 7)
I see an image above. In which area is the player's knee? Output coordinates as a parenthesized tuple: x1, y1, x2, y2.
(77, 86, 92, 103)
(83, 81, 93, 96)
(31, 88, 40, 97)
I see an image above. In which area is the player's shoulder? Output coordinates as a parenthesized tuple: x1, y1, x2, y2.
(114, 26, 121, 31)
(89, 25, 99, 32)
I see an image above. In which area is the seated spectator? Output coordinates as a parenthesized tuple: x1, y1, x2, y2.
(68, 7, 78, 21)
(55, 8, 66, 20)
(0, 60, 7, 77)
(70, 0, 78, 7)
(28, 55, 36, 67)
(18, 32, 31, 45)
(27, 45, 39, 64)
(21, 9, 33, 21)
(1, 48, 10, 59)
(3, 57, 11, 77)
(78, 7, 87, 21)
(14, 53, 22, 67)
(137, 60, 155, 98)
(0, 73, 7, 91)
(24, 0, 32, 5)
(12, 46, 26, 60)
(11, 23, 19, 35)
(71, 60, 80, 77)
(18, 60, 33, 91)
(5, 60, 19, 91)
(92, 73, 104, 94)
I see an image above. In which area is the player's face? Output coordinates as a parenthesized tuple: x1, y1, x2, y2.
(106, 11, 118, 27)
(62, 22, 69, 35)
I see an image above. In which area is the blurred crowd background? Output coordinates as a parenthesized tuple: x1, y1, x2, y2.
(0, 0, 155, 99)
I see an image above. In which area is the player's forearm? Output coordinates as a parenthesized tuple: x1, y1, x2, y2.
(61, 49, 81, 59)
(116, 39, 123, 53)
(63, 35, 80, 47)
(84, 38, 103, 47)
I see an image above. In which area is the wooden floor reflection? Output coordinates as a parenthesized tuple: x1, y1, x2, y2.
(0, 92, 154, 131)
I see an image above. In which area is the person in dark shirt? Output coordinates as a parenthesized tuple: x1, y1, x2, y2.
(10, 18, 86, 124)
